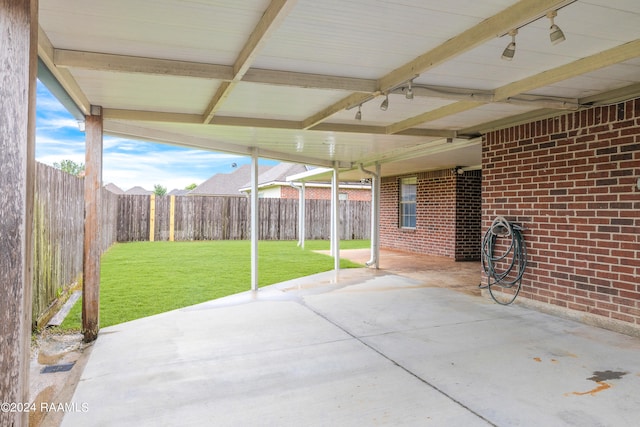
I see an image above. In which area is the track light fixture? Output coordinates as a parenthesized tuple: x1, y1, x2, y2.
(355, 104, 362, 120)
(380, 94, 389, 111)
(405, 80, 414, 100)
(501, 29, 517, 61)
(547, 10, 565, 45)
(498, 5, 572, 59)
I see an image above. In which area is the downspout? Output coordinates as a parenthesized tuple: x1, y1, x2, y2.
(359, 163, 380, 268)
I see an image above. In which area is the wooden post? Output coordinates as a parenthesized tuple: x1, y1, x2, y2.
(0, 0, 37, 425)
(83, 106, 103, 342)
(169, 195, 175, 241)
(149, 194, 156, 241)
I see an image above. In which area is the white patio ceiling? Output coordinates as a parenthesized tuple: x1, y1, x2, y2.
(38, 0, 640, 180)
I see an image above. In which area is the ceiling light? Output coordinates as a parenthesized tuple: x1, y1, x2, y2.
(355, 104, 362, 120)
(380, 94, 389, 111)
(406, 80, 414, 100)
(501, 29, 517, 61)
(547, 10, 565, 45)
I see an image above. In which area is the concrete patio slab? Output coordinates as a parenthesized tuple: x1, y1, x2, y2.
(61, 267, 640, 426)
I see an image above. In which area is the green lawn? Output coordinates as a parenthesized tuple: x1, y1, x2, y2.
(60, 240, 369, 330)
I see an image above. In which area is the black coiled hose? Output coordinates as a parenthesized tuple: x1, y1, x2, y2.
(479, 216, 527, 305)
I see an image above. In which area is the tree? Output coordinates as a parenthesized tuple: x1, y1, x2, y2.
(185, 183, 197, 190)
(53, 159, 85, 177)
(153, 184, 167, 196)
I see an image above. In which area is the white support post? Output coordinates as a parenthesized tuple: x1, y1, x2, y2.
(331, 164, 340, 272)
(298, 182, 306, 249)
(359, 162, 381, 269)
(371, 163, 381, 269)
(330, 183, 335, 257)
(250, 151, 259, 291)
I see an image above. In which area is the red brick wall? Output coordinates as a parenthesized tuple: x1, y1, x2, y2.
(457, 170, 482, 260)
(280, 185, 371, 201)
(380, 169, 481, 260)
(482, 99, 640, 327)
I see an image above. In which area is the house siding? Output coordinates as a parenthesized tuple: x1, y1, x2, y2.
(482, 98, 640, 330)
(280, 186, 371, 201)
(380, 169, 481, 260)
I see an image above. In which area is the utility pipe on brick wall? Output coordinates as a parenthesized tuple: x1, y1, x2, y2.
(359, 163, 380, 269)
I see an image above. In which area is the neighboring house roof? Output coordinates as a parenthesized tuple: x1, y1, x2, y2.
(104, 183, 124, 194)
(125, 186, 152, 195)
(240, 162, 372, 193)
(189, 164, 273, 196)
(168, 189, 189, 196)
(239, 162, 309, 192)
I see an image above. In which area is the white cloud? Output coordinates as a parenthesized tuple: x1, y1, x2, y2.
(38, 118, 81, 132)
(35, 80, 278, 192)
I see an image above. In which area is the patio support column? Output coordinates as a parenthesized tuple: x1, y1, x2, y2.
(83, 106, 103, 342)
(331, 163, 340, 271)
(297, 182, 306, 249)
(0, 0, 37, 425)
(250, 151, 259, 291)
(370, 162, 381, 269)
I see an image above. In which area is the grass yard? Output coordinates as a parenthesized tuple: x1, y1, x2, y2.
(60, 240, 368, 330)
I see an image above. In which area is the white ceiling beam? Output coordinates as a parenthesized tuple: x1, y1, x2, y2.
(461, 81, 640, 136)
(388, 38, 640, 134)
(311, 123, 455, 138)
(54, 49, 377, 92)
(103, 121, 340, 168)
(243, 68, 376, 92)
(301, 0, 570, 129)
(233, 0, 298, 78)
(102, 108, 453, 138)
(104, 121, 252, 155)
(357, 138, 482, 168)
(386, 101, 484, 135)
(377, 0, 571, 92)
(302, 93, 373, 129)
(103, 109, 202, 123)
(54, 48, 584, 110)
(581, 82, 640, 106)
(202, 81, 237, 124)
(494, 39, 640, 101)
(202, 0, 298, 124)
(37, 27, 91, 115)
(55, 49, 234, 80)
(459, 109, 559, 136)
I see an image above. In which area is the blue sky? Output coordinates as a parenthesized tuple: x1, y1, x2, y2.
(35, 81, 275, 192)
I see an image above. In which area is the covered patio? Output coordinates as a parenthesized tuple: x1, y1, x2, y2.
(59, 251, 640, 426)
(3, 1, 640, 425)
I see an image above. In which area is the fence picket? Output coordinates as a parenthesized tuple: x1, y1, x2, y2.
(32, 162, 370, 325)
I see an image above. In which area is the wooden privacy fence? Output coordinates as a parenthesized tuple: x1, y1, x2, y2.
(118, 195, 371, 242)
(32, 162, 369, 327)
(32, 163, 118, 327)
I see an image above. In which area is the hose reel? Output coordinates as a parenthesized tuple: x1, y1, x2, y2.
(479, 216, 527, 305)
